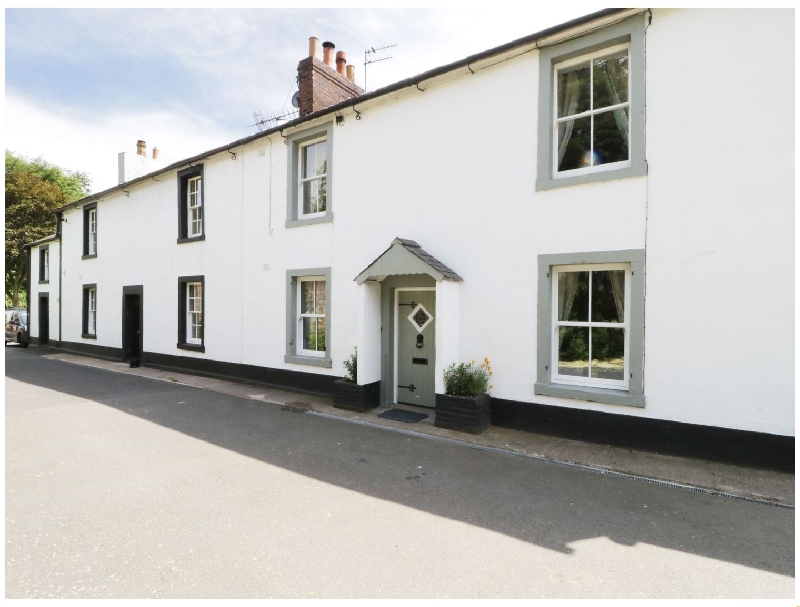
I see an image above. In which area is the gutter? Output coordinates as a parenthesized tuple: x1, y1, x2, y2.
(56, 7, 635, 213)
(24, 234, 59, 248)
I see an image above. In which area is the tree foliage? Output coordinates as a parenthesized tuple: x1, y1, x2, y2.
(5, 151, 91, 307)
(5, 151, 90, 204)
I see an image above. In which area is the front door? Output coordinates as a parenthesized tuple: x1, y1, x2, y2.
(39, 296, 49, 345)
(123, 291, 142, 360)
(396, 289, 436, 408)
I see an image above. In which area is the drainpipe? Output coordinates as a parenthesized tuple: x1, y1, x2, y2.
(25, 244, 30, 343)
(57, 211, 63, 346)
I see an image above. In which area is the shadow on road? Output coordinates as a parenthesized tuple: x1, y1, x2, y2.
(6, 350, 794, 577)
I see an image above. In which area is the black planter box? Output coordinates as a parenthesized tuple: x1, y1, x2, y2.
(333, 379, 380, 412)
(435, 393, 491, 434)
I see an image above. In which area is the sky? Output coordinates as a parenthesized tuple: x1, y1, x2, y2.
(5, 5, 605, 194)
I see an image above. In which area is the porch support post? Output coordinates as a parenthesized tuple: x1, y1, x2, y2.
(356, 280, 382, 385)
(434, 280, 460, 394)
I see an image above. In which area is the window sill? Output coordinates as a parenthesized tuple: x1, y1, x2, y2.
(177, 234, 205, 245)
(284, 354, 332, 368)
(38, 280, 49, 285)
(534, 382, 645, 408)
(536, 161, 647, 192)
(286, 211, 333, 229)
(177, 342, 205, 353)
(82, 253, 97, 260)
(81, 333, 97, 340)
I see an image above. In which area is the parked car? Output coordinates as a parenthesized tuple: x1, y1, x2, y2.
(5, 308, 28, 347)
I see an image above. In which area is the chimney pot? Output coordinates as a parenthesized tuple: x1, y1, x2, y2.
(308, 37, 320, 59)
(346, 64, 355, 82)
(297, 40, 363, 117)
(322, 41, 335, 67)
(136, 140, 146, 156)
(336, 51, 346, 75)
(152, 147, 159, 160)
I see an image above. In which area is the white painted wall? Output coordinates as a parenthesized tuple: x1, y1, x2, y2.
(51, 9, 794, 436)
(356, 281, 381, 385)
(642, 8, 794, 435)
(28, 241, 60, 342)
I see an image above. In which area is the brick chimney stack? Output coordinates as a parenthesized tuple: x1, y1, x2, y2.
(297, 37, 364, 117)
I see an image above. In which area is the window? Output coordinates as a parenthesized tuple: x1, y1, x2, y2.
(186, 282, 203, 344)
(299, 138, 327, 218)
(39, 246, 49, 283)
(178, 165, 204, 243)
(177, 276, 204, 351)
(535, 250, 645, 407)
(187, 176, 203, 237)
(82, 203, 97, 258)
(82, 284, 97, 338)
(551, 264, 629, 390)
(297, 277, 326, 357)
(536, 15, 646, 191)
(554, 44, 630, 176)
(286, 124, 333, 227)
(285, 268, 332, 367)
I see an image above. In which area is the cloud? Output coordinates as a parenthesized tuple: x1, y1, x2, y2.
(5, 6, 595, 192)
(5, 92, 241, 194)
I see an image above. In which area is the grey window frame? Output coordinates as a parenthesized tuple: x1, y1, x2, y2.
(535, 249, 645, 407)
(177, 165, 205, 244)
(286, 123, 334, 228)
(177, 275, 205, 352)
(535, 14, 647, 191)
(284, 267, 332, 368)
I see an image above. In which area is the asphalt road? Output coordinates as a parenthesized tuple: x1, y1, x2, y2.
(5, 348, 794, 598)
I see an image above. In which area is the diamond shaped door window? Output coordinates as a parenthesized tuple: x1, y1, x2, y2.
(407, 303, 433, 334)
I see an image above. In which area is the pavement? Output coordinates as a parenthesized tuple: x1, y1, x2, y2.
(18, 345, 795, 507)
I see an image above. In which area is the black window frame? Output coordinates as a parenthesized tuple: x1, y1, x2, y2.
(81, 283, 97, 339)
(38, 245, 49, 284)
(177, 164, 205, 244)
(82, 203, 97, 259)
(177, 275, 205, 352)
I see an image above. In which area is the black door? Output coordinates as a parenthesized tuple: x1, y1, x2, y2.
(39, 296, 49, 345)
(122, 289, 142, 361)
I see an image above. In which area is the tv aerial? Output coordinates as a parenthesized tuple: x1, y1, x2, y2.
(364, 43, 396, 92)
(250, 108, 299, 132)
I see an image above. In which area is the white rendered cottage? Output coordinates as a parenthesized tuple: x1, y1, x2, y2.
(26, 9, 794, 468)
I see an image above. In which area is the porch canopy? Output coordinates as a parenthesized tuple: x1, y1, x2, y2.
(355, 237, 462, 284)
(353, 238, 462, 397)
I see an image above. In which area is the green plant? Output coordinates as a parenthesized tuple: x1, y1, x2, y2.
(443, 358, 493, 397)
(343, 347, 357, 382)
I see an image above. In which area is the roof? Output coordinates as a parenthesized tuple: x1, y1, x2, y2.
(355, 237, 462, 284)
(24, 233, 59, 248)
(56, 8, 629, 213)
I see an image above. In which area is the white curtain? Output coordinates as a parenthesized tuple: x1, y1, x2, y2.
(557, 272, 580, 347)
(557, 71, 581, 167)
(608, 271, 625, 322)
(596, 59, 629, 142)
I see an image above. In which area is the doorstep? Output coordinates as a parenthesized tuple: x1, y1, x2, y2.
(36, 348, 795, 506)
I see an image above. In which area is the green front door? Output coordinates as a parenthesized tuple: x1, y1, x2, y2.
(396, 289, 436, 408)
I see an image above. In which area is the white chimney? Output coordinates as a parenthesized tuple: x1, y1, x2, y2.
(118, 140, 163, 185)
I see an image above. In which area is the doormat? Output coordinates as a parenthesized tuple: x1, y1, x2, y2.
(378, 408, 429, 423)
